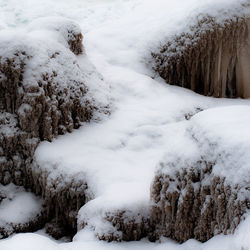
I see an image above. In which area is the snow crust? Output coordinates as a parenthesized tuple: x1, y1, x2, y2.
(0, 0, 249, 249)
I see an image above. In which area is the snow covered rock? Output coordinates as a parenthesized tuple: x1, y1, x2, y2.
(0, 17, 109, 237)
(152, 3, 250, 98)
(151, 106, 250, 242)
(77, 197, 152, 242)
(0, 32, 92, 183)
(28, 161, 89, 235)
(0, 111, 39, 187)
(27, 17, 84, 55)
(0, 183, 45, 238)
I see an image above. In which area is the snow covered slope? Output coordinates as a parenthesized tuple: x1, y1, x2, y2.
(0, 0, 249, 249)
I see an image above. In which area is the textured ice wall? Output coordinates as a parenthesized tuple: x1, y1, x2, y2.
(152, 3, 250, 98)
(151, 106, 250, 242)
(0, 17, 109, 237)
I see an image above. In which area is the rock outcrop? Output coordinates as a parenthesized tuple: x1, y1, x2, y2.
(0, 32, 92, 181)
(152, 11, 250, 98)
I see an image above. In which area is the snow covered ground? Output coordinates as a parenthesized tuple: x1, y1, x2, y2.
(0, 0, 249, 249)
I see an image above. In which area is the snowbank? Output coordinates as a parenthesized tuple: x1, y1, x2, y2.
(28, 17, 84, 55)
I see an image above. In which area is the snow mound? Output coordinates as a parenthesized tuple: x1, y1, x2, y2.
(0, 16, 110, 238)
(0, 0, 250, 248)
(152, 2, 250, 98)
(151, 105, 250, 242)
(27, 17, 84, 55)
(0, 183, 45, 238)
(77, 195, 152, 241)
(190, 105, 250, 187)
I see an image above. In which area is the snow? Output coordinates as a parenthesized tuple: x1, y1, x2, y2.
(0, 30, 80, 89)
(0, 17, 110, 121)
(0, 0, 250, 249)
(158, 105, 250, 182)
(190, 105, 250, 187)
(1, 214, 250, 250)
(0, 184, 44, 233)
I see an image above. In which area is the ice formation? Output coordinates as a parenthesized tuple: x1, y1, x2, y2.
(0, 183, 45, 238)
(152, 3, 250, 98)
(0, 17, 109, 237)
(0, 0, 249, 249)
(151, 106, 250, 242)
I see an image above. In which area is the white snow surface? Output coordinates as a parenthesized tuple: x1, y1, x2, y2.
(191, 106, 250, 188)
(0, 183, 43, 226)
(1, 214, 250, 250)
(0, 17, 110, 120)
(0, 0, 250, 249)
(156, 105, 250, 203)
